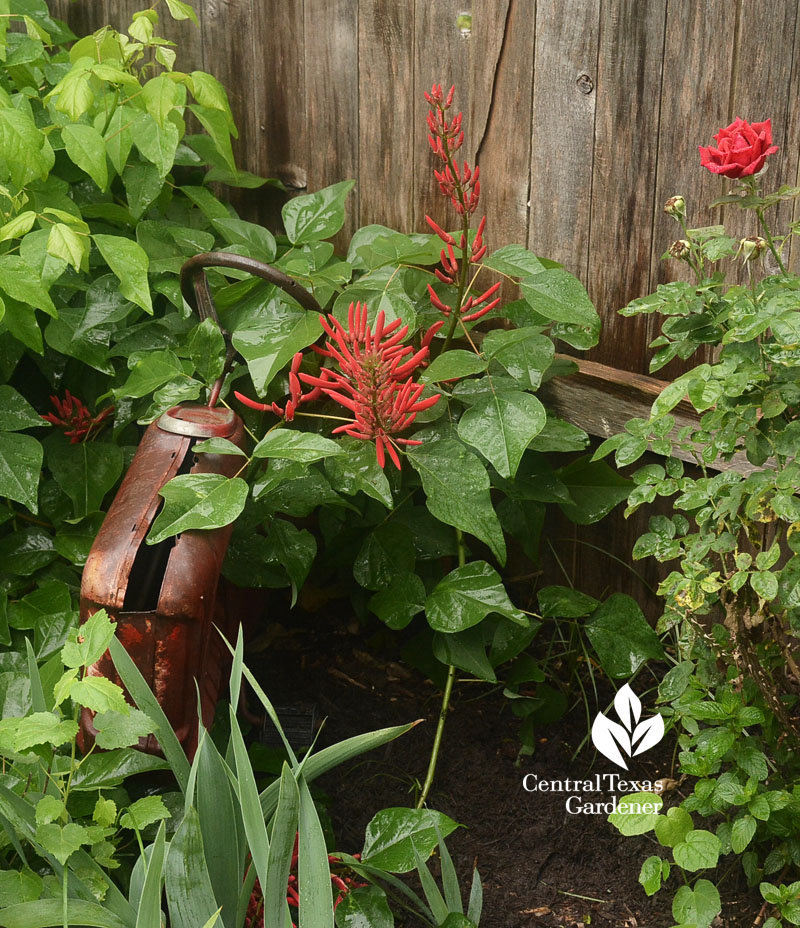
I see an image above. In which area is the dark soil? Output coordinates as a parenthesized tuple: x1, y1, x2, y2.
(249, 606, 758, 928)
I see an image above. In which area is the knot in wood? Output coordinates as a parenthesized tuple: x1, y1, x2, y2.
(576, 74, 594, 95)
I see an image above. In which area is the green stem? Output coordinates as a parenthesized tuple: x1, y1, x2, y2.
(756, 207, 788, 275)
(62, 865, 68, 928)
(416, 529, 466, 808)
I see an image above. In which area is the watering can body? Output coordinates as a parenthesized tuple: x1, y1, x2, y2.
(79, 404, 246, 758)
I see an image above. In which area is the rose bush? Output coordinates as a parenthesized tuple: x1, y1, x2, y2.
(698, 116, 779, 178)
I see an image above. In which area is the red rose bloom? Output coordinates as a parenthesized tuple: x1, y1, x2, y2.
(698, 117, 778, 178)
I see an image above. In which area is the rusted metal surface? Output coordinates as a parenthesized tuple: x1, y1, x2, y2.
(79, 405, 246, 758)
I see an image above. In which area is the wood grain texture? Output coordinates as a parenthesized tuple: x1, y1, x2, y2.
(529, 0, 600, 281)
(357, 0, 414, 231)
(586, 0, 667, 373)
(304, 0, 359, 248)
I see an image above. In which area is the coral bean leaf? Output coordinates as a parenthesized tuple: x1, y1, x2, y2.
(252, 430, 345, 463)
(585, 593, 664, 677)
(62, 123, 109, 191)
(282, 179, 355, 244)
(46, 440, 124, 519)
(0, 432, 42, 512)
(370, 572, 427, 630)
(481, 327, 555, 390)
(520, 268, 599, 328)
(425, 561, 526, 633)
(335, 886, 394, 928)
(419, 349, 488, 383)
(0, 255, 57, 315)
(457, 390, 546, 478)
(556, 455, 632, 524)
(147, 474, 249, 544)
(92, 234, 152, 314)
(361, 808, 459, 873)
(408, 439, 506, 563)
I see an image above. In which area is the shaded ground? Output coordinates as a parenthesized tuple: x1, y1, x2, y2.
(250, 607, 756, 928)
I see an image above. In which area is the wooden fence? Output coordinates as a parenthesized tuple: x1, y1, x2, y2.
(49, 0, 800, 606)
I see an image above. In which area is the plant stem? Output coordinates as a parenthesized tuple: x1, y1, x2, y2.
(416, 529, 466, 808)
(756, 207, 788, 275)
(62, 866, 68, 928)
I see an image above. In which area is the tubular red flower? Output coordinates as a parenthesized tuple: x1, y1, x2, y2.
(41, 391, 113, 443)
(296, 302, 441, 469)
(425, 214, 455, 245)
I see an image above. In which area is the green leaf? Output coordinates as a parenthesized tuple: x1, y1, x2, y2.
(354, 523, 415, 591)
(142, 73, 181, 128)
(212, 217, 276, 261)
(62, 123, 109, 191)
(608, 792, 663, 836)
(0, 255, 56, 315)
(0, 107, 55, 187)
(0, 210, 36, 242)
(136, 821, 167, 928)
(0, 900, 129, 928)
(537, 585, 599, 618)
(134, 111, 180, 179)
(252, 430, 345, 463)
(232, 302, 322, 395)
(335, 885, 394, 928)
(282, 180, 355, 244)
(54, 512, 107, 567)
(458, 390, 546, 478)
(751, 570, 778, 600)
(117, 349, 184, 398)
(520, 268, 599, 327)
(408, 439, 505, 564)
(731, 814, 758, 853)
(103, 104, 134, 176)
(93, 234, 152, 313)
(187, 317, 225, 385)
(35, 822, 89, 865)
(0, 386, 42, 432)
(654, 806, 693, 847)
(147, 474, 249, 545)
(584, 593, 664, 677)
(264, 519, 316, 605)
(433, 627, 497, 682)
(165, 0, 199, 22)
(425, 561, 525, 632)
(556, 456, 631, 524)
(62, 609, 115, 668)
(165, 805, 219, 928)
(69, 677, 129, 714)
(325, 437, 392, 507)
(119, 795, 170, 831)
(370, 573, 426, 630)
(46, 441, 123, 519)
(361, 808, 458, 873)
(14, 712, 78, 751)
(481, 326, 555, 390)
(69, 747, 169, 790)
(638, 855, 667, 896)
(0, 431, 42, 511)
(189, 104, 236, 172)
(193, 438, 247, 457)
(482, 244, 546, 278)
(672, 879, 721, 928)
(94, 708, 155, 750)
(46, 222, 89, 272)
(672, 829, 721, 872)
(419, 349, 488, 383)
(651, 378, 688, 418)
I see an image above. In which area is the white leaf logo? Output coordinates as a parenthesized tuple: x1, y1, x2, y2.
(591, 683, 664, 769)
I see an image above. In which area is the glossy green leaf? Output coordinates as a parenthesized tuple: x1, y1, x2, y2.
(62, 123, 108, 190)
(420, 349, 487, 383)
(46, 440, 123, 519)
(426, 561, 525, 632)
(117, 349, 185, 398)
(189, 104, 236, 171)
(93, 234, 152, 313)
(433, 627, 496, 681)
(325, 437, 392, 507)
(0, 431, 42, 511)
(35, 821, 89, 865)
(520, 268, 599, 327)
(408, 439, 505, 564)
(482, 243, 546, 278)
(585, 593, 664, 677)
(212, 217, 276, 260)
(0, 210, 37, 242)
(458, 390, 546, 478)
(14, 712, 77, 752)
(481, 327, 554, 390)
(556, 456, 631, 525)
(134, 111, 180, 178)
(193, 438, 247, 457)
(142, 73, 181, 127)
(46, 222, 89, 272)
(361, 808, 458, 873)
(335, 885, 394, 928)
(537, 585, 599, 618)
(253, 430, 345, 463)
(70, 748, 169, 791)
(229, 707, 271, 894)
(0, 255, 56, 315)
(0, 107, 55, 186)
(283, 179, 355, 244)
(370, 572, 426, 630)
(354, 523, 415, 592)
(147, 474, 249, 544)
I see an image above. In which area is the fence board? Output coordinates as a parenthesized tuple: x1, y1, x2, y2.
(529, 0, 600, 281)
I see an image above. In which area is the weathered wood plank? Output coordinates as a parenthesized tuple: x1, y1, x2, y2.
(586, 0, 667, 373)
(357, 0, 414, 232)
(529, 0, 600, 280)
(304, 0, 360, 250)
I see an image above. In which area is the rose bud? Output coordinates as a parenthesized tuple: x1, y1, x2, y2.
(664, 195, 686, 218)
(739, 235, 767, 260)
(668, 240, 691, 259)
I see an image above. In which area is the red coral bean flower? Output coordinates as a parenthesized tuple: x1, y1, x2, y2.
(298, 301, 443, 470)
(699, 117, 778, 179)
(235, 352, 304, 421)
(41, 390, 113, 442)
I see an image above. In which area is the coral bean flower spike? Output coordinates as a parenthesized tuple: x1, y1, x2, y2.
(41, 390, 113, 443)
(699, 117, 779, 179)
(299, 302, 443, 470)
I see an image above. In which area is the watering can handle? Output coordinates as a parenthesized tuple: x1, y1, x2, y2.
(179, 252, 323, 406)
(179, 251, 322, 323)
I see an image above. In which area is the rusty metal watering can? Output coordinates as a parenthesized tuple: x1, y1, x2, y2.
(79, 253, 321, 758)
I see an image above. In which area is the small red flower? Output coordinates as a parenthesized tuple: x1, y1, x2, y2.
(699, 118, 779, 178)
(41, 390, 113, 442)
(298, 302, 443, 469)
(235, 352, 303, 421)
